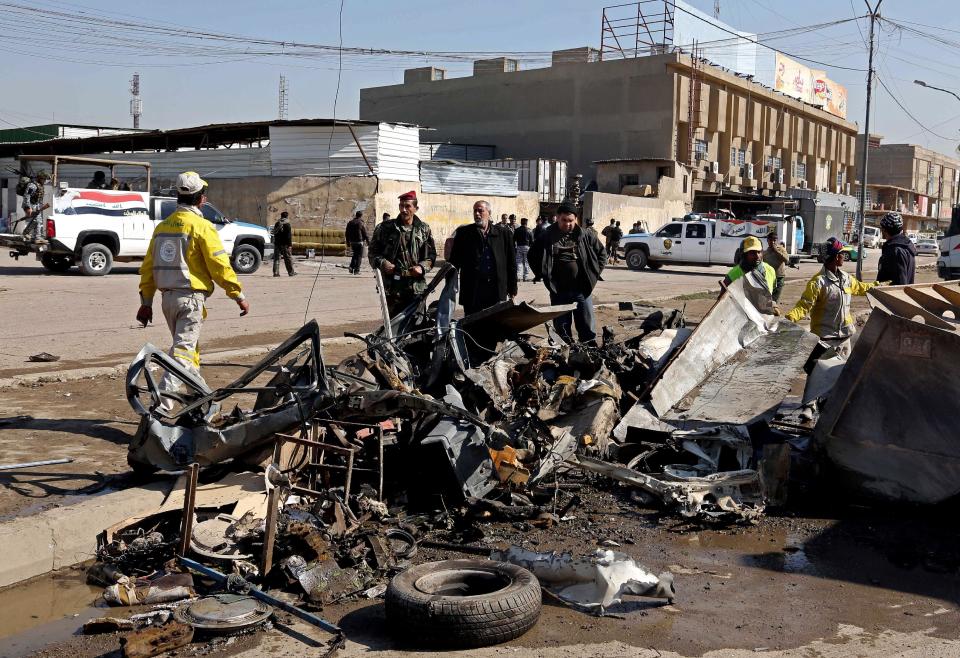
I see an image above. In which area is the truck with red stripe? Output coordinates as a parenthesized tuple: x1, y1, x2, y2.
(1, 155, 271, 276)
(621, 212, 803, 271)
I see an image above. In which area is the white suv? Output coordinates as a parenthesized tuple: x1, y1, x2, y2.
(38, 189, 271, 276)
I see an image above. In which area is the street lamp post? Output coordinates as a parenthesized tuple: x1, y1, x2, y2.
(856, 0, 883, 281)
(914, 79, 960, 104)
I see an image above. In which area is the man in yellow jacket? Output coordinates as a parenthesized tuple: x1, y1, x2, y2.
(786, 237, 878, 354)
(723, 236, 779, 314)
(136, 172, 250, 399)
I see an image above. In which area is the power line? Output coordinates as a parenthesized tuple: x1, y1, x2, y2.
(669, 3, 867, 71)
(303, 0, 347, 325)
(876, 75, 954, 141)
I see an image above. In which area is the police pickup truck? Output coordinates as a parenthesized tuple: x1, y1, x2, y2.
(2, 156, 271, 276)
(621, 213, 802, 271)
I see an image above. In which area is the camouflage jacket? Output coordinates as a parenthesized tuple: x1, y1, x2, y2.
(368, 215, 437, 293)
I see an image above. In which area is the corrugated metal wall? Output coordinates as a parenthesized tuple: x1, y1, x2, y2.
(420, 161, 519, 196)
(269, 124, 380, 177)
(472, 159, 567, 202)
(420, 143, 496, 162)
(377, 123, 420, 182)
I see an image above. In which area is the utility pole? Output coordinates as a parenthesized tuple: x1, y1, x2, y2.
(713, 0, 720, 19)
(856, 0, 883, 280)
(129, 73, 142, 129)
(278, 75, 289, 121)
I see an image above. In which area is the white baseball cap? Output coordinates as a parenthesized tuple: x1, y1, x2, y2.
(176, 171, 207, 195)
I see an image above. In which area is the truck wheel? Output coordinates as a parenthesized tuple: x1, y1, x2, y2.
(40, 253, 73, 273)
(626, 249, 648, 270)
(231, 244, 261, 275)
(79, 243, 113, 276)
(385, 559, 541, 648)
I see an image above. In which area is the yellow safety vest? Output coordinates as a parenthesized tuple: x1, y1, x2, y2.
(139, 205, 244, 304)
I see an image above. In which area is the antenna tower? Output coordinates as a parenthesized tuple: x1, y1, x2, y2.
(129, 73, 142, 129)
(278, 75, 289, 121)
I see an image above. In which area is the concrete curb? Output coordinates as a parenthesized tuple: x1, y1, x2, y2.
(0, 336, 364, 390)
(0, 482, 173, 588)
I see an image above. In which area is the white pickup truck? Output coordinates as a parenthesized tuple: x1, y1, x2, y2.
(621, 215, 802, 271)
(2, 155, 271, 276)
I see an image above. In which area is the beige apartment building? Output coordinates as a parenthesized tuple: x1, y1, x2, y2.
(855, 134, 960, 232)
(360, 49, 859, 203)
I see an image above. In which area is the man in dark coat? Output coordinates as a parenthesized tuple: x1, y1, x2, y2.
(272, 211, 296, 277)
(368, 190, 437, 315)
(448, 199, 518, 316)
(876, 212, 916, 285)
(345, 210, 369, 275)
(528, 202, 607, 344)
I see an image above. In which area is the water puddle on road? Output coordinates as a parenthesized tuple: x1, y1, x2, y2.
(682, 528, 820, 576)
(0, 566, 104, 652)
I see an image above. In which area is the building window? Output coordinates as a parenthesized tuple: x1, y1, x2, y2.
(619, 174, 639, 189)
(765, 155, 782, 169)
(730, 147, 737, 167)
(795, 161, 807, 179)
(431, 68, 446, 81)
(694, 139, 708, 160)
(504, 59, 518, 72)
(737, 149, 746, 166)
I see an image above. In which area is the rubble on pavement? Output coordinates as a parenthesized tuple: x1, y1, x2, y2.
(74, 272, 956, 651)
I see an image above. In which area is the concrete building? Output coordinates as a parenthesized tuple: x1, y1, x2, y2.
(587, 158, 692, 229)
(0, 119, 539, 245)
(855, 134, 960, 233)
(360, 50, 859, 215)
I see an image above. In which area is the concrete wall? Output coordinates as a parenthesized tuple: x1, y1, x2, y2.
(595, 161, 692, 204)
(582, 191, 688, 233)
(375, 177, 540, 246)
(205, 175, 539, 248)
(361, 54, 677, 182)
(205, 176, 380, 237)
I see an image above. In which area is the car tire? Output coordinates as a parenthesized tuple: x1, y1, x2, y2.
(626, 249, 648, 270)
(40, 253, 73, 273)
(231, 244, 261, 275)
(385, 559, 541, 649)
(79, 243, 113, 276)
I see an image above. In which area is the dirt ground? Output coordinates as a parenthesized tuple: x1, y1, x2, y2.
(0, 262, 954, 658)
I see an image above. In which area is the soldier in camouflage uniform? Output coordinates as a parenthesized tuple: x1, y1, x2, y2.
(368, 190, 437, 315)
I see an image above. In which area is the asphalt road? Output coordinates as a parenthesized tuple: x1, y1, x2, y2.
(0, 252, 891, 377)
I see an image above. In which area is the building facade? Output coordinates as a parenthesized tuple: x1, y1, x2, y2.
(855, 134, 960, 232)
(360, 51, 859, 205)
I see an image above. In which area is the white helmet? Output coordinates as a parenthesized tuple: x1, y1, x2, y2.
(176, 171, 207, 195)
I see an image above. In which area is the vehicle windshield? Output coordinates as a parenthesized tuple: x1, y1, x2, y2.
(656, 224, 683, 238)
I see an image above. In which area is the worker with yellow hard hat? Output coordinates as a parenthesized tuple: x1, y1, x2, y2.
(136, 171, 250, 404)
(722, 235, 779, 314)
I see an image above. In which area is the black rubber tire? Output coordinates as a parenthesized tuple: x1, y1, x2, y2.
(40, 253, 73, 272)
(79, 243, 113, 276)
(385, 559, 541, 648)
(231, 244, 261, 274)
(626, 248, 648, 270)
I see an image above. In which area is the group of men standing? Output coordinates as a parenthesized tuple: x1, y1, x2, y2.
(367, 192, 605, 344)
(135, 172, 920, 414)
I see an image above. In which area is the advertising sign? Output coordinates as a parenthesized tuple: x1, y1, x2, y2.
(774, 54, 848, 119)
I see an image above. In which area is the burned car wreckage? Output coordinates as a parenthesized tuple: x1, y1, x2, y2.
(105, 269, 960, 648)
(127, 265, 820, 525)
(127, 268, 960, 521)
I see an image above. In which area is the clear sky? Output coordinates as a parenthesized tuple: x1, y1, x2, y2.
(3, 0, 960, 158)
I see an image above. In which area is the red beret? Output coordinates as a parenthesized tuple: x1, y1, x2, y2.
(398, 190, 417, 201)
